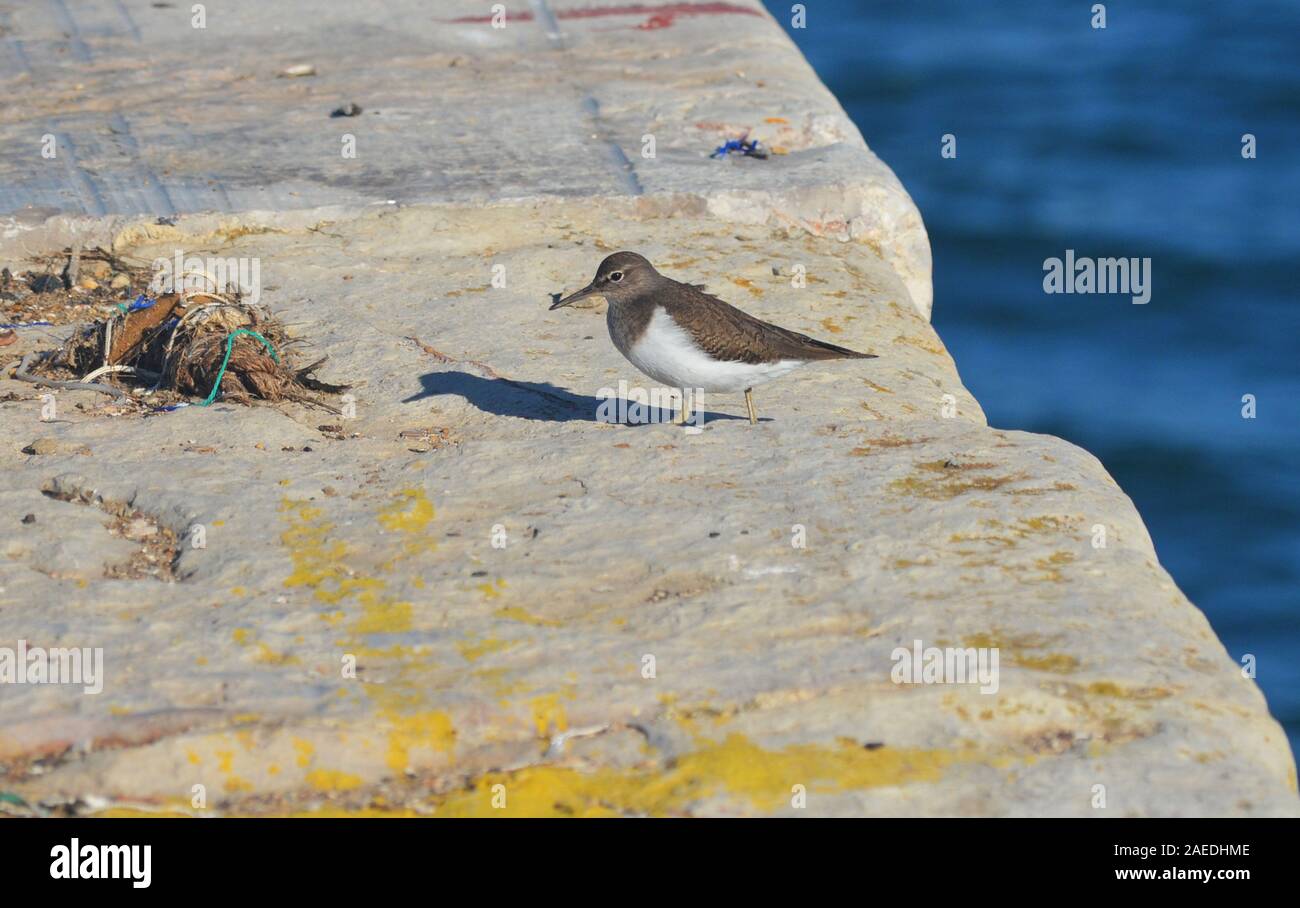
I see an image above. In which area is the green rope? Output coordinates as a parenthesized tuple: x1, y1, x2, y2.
(197, 329, 280, 407)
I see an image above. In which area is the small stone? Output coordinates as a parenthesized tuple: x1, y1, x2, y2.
(109, 272, 132, 290)
(22, 438, 59, 455)
(77, 277, 99, 291)
(85, 261, 112, 280)
(21, 514, 35, 524)
(330, 102, 363, 118)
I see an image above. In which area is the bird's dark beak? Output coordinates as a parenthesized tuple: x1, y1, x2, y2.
(549, 282, 600, 310)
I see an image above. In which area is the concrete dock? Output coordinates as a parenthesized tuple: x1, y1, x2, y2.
(0, 1, 1295, 816)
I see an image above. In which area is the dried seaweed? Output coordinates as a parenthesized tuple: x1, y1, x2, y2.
(27, 283, 348, 411)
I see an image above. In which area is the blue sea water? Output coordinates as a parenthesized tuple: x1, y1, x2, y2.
(766, 0, 1300, 749)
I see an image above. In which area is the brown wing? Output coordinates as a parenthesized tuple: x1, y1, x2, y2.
(661, 280, 876, 363)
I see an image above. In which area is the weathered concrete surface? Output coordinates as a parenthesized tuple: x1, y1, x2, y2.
(0, 0, 931, 317)
(0, 1, 1296, 817)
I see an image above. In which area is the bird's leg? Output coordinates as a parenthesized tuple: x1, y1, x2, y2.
(673, 389, 692, 425)
(744, 387, 757, 425)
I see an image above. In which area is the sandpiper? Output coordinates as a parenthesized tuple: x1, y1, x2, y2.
(549, 251, 876, 424)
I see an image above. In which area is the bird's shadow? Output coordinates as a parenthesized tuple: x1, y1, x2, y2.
(404, 370, 751, 424)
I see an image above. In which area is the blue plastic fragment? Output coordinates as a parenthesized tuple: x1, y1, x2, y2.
(710, 135, 768, 159)
(0, 321, 54, 329)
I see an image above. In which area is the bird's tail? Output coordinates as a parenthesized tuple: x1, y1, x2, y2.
(799, 336, 878, 360)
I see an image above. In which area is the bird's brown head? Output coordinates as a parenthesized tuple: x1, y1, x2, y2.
(549, 251, 659, 310)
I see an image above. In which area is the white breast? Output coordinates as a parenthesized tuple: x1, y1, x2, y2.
(616, 307, 803, 393)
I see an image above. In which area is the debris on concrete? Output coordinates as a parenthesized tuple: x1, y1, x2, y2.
(2, 247, 153, 328)
(710, 133, 768, 159)
(15, 282, 348, 411)
(399, 426, 457, 452)
(331, 103, 363, 118)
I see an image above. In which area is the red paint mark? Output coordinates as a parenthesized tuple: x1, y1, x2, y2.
(444, 2, 762, 31)
(639, 13, 677, 30)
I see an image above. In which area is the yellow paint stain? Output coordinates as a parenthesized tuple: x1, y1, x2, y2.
(378, 488, 435, 534)
(232, 628, 251, 646)
(254, 643, 299, 665)
(360, 681, 457, 774)
(433, 735, 960, 817)
(383, 710, 456, 773)
(280, 499, 351, 598)
(477, 579, 506, 600)
(216, 750, 235, 773)
(963, 632, 1080, 674)
(889, 468, 1026, 500)
(293, 738, 315, 768)
(314, 577, 385, 606)
(351, 595, 413, 635)
(186, 749, 202, 766)
(280, 497, 430, 633)
(306, 768, 364, 792)
(530, 693, 569, 737)
(495, 606, 561, 627)
(820, 317, 842, 334)
(458, 635, 512, 662)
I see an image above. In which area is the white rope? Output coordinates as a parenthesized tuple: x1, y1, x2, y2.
(81, 364, 160, 383)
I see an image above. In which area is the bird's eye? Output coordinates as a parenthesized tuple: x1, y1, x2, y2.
(609, 271, 624, 283)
